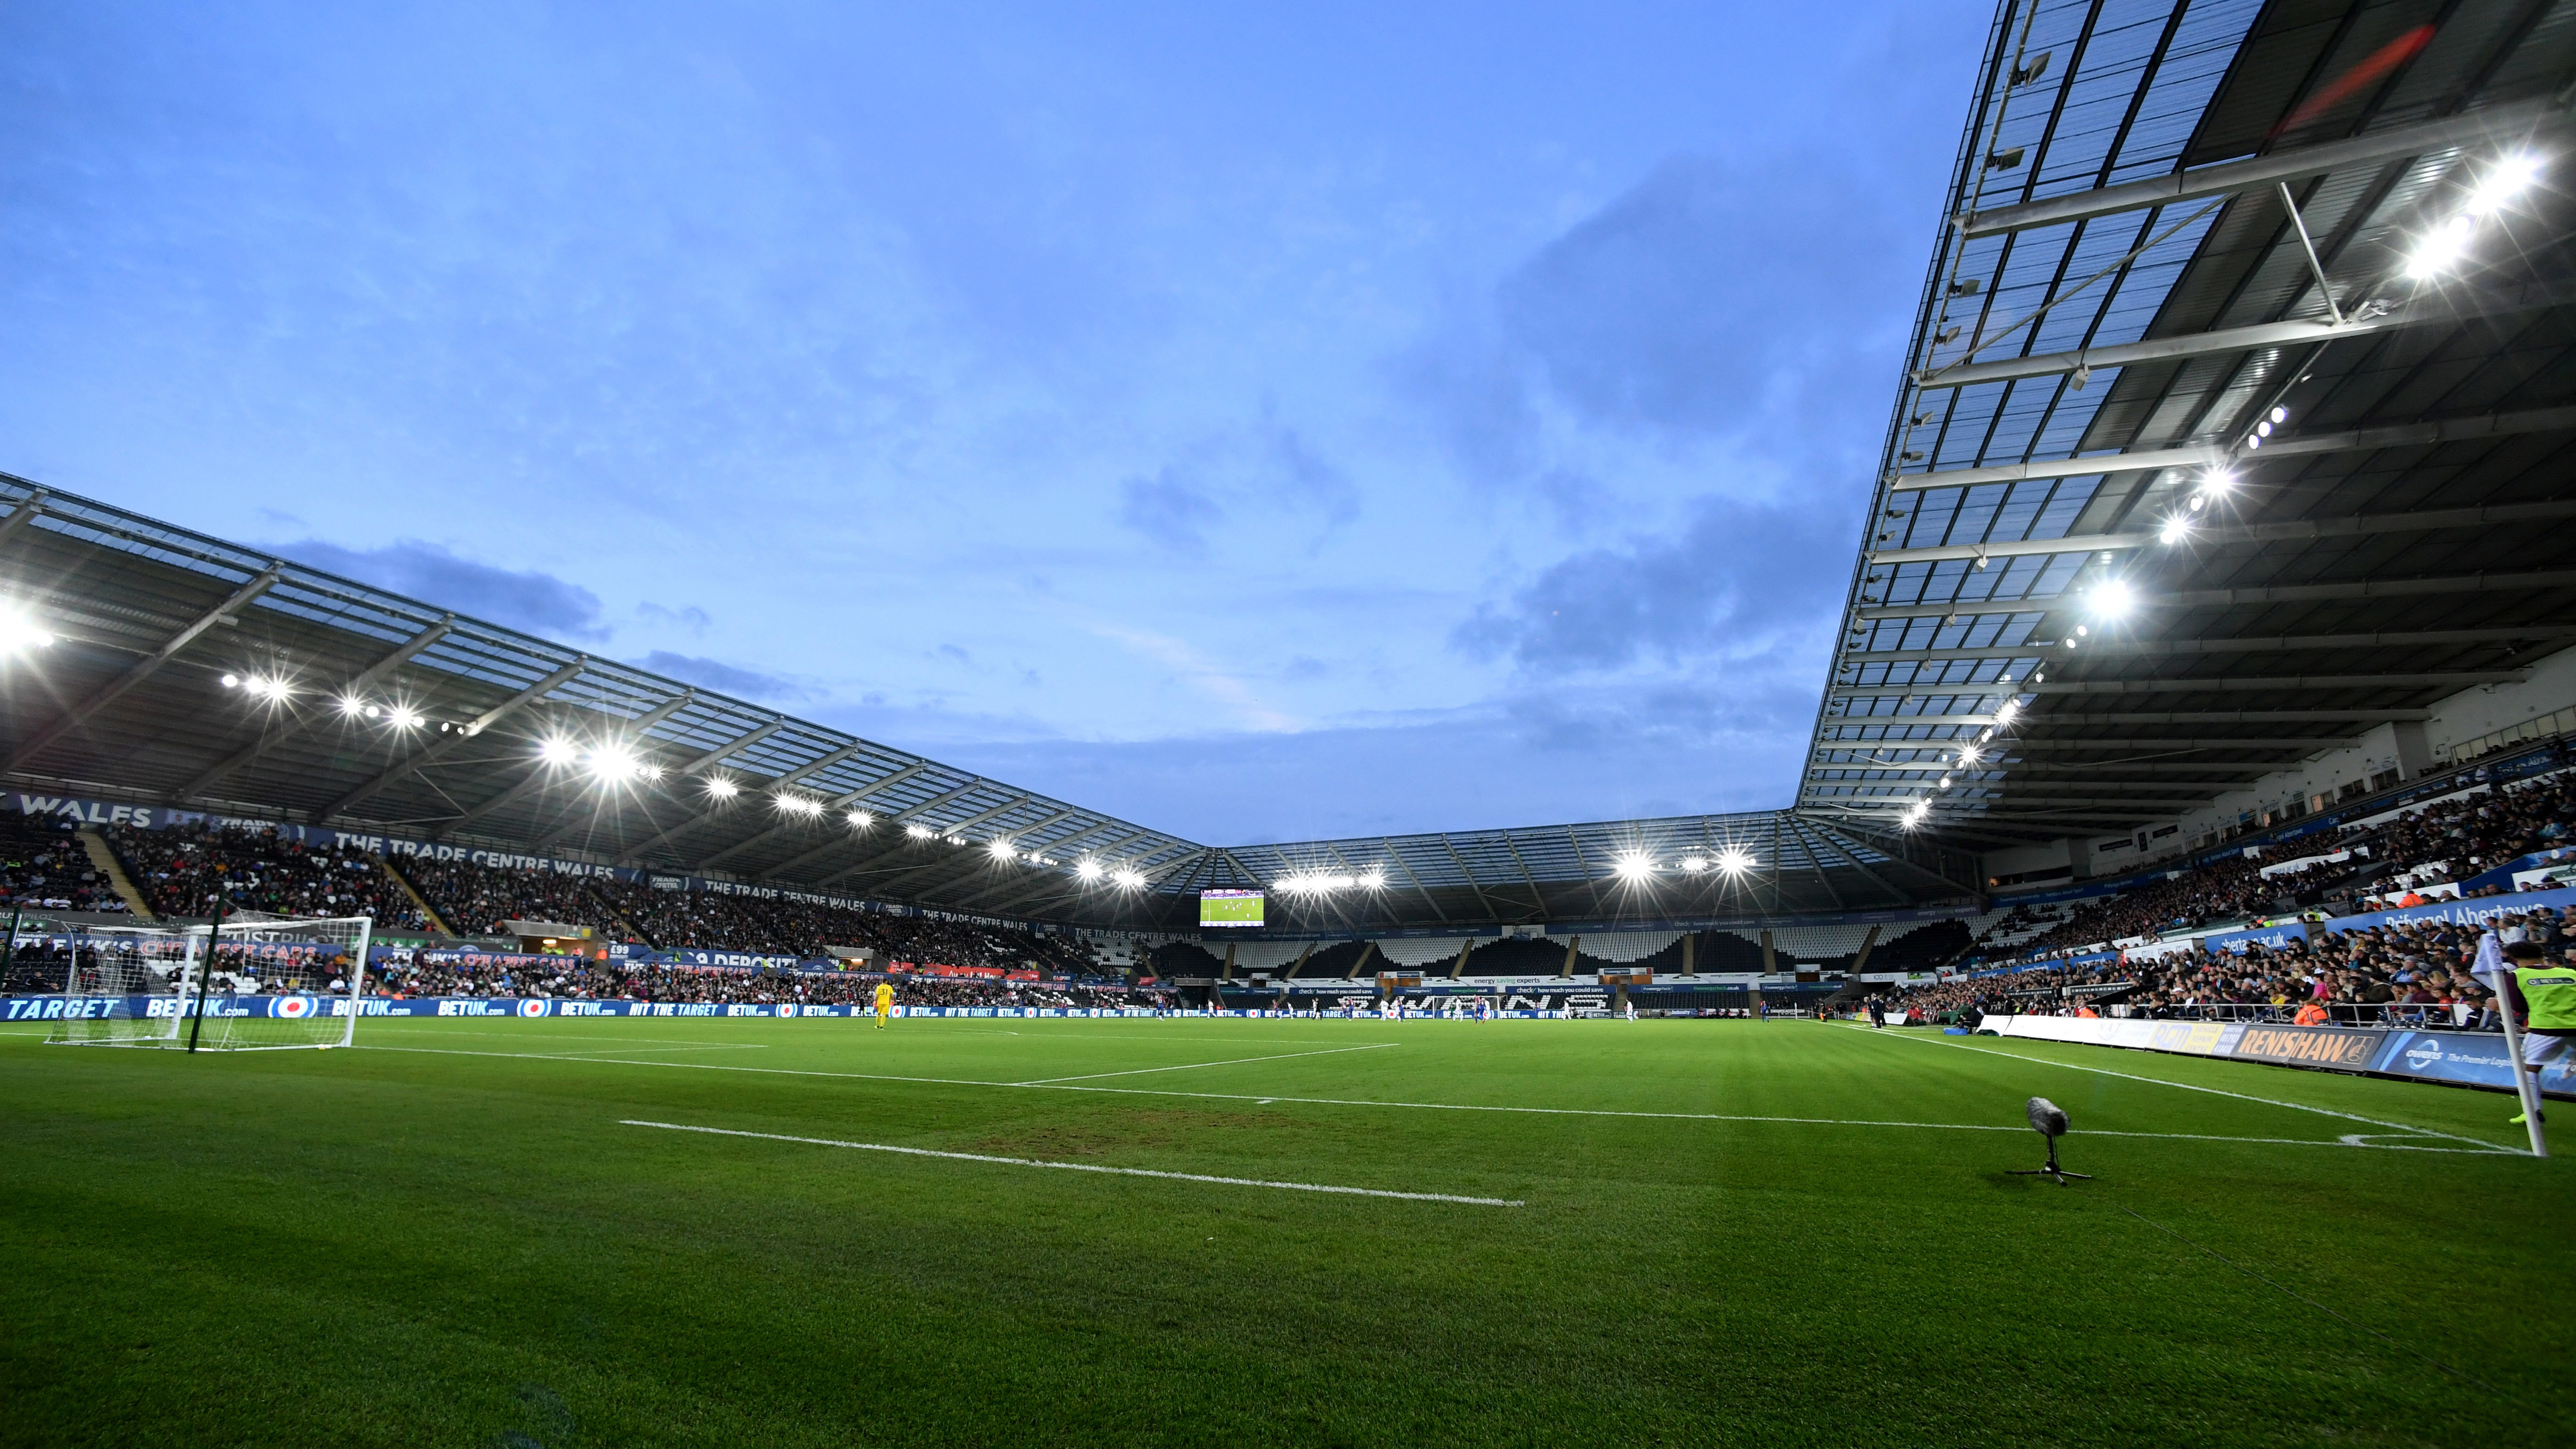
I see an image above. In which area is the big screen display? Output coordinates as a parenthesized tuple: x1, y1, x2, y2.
(1199, 889, 1265, 928)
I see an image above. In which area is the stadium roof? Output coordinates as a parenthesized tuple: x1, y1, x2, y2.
(1801, 0, 2576, 848)
(0, 480, 1979, 930)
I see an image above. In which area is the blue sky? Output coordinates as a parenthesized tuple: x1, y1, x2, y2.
(1, 0, 1988, 844)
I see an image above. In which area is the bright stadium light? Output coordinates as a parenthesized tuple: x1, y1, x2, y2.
(777, 792, 823, 817)
(587, 743, 641, 781)
(845, 810, 873, 829)
(1076, 858, 1104, 881)
(1611, 851, 1656, 882)
(335, 694, 367, 717)
(2090, 580, 2134, 619)
(704, 777, 741, 800)
(2405, 213, 2475, 279)
(987, 837, 1017, 861)
(2160, 514, 2193, 544)
(1358, 869, 1386, 889)
(1998, 699, 2020, 720)
(1679, 855, 1709, 873)
(2466, 152, 2542, 216)
(1958, 745, 1982, 766)
(905, 822, 934, 839)
(386, 707, 424, 730)
(537, 736, 580, 766)
(1110, 867, 1146, 890)
(0, 602, 55, 658)
(1715, 846, 1755, 874)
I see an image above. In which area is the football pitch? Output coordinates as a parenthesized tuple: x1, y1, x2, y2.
(3, 1015, 2569, 1447)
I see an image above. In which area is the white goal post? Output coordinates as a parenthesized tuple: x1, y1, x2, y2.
(46, 913, 373, 1051)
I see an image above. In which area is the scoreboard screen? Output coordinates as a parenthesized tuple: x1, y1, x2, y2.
(1199, 890, 1265, 928)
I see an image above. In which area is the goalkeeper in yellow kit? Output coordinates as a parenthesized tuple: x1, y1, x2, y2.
(873, 980, 895, 1030)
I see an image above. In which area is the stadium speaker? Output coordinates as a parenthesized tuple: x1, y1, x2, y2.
(2007, 1096, 2091, 1184)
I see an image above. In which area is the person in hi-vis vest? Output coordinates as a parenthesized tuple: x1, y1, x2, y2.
(2476, 938, 2573, 1125)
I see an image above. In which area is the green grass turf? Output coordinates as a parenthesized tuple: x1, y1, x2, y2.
(2, 1015, 2570, 1448)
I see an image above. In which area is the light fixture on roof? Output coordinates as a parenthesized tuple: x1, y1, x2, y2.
(2465, 152, 2542, 216)
(219, 673, 241, 688)
(2405, 213, 2476, 279)
(537, 736, 579, 766)
(904, 822, 933, 839)
(1715, 846, 1755, 874)
(1611, 851, 1656, 882)
(777, 791, 824, 817)
(1076, 857, 1104, 881)
(2089, 580, 2133, 619)
(704, 776, 740, 800)
(987, 837, 1017, 861)
(336, 695, 367, 717)
(1679, 855, 1709, 873)
(2161, 514, 2193, 544)
(1959, 745, 1982, 765)
(0, 601, 56, 658)
(845, 810, 874, 829)
(1358, 869, 1386, 890)
(587, 743, 640, 781)
(1110, 867, 1146, 890)
(386, 707, 424, 730)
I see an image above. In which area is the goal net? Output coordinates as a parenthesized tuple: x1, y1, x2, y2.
(46, 913, 373, 1051)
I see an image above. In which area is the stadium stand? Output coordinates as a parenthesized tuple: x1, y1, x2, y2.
(0, 815, 123, 913)
(105, 822, 430, 929)
(391, 855, 619, 937)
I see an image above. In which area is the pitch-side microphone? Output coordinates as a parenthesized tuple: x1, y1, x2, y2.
(2010, 1095, 2091, 1183)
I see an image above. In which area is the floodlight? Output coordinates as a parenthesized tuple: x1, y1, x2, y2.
(220, 673, 241, 688)
(1111, 867, 1146, 889)
(537, 737, 580, 765)
(639, 765, 665, 782)
(987, 837, 1016, 861)
(2162, 515, 2193, 544)
(387, 707, 423, 730)
(1715, 847, 1754, 874)
(335, 695, 366, 717)
(904, 822, 933, 839)
(705, 777, 741, 800)
(1999, 700, 2020, 718)
(2405, 214, 2475, 279)
(845, 810, 873, 829)
(587, 743, 640, 781)
(0, 602, 54, 657)
(1938, 775, 1952, 789)
(777, 792, 823, 816)
(1611, 851, 1656, 882)
(1358, 870, 1386, 889)
(2090, 580, 2133, 619)
(1680, 855, 1709, 873)
(1076, 858, 1104, 881)
(2269, 405, 2287, 424)
(2466, 153, 2542, 216)
(1958, 745, 1982, 765)
(2255, 419, 2272, 437)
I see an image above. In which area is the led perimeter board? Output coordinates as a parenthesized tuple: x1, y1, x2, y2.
(1199, 889, 1265, 928)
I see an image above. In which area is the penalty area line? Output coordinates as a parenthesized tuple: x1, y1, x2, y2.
(619, 1119, 1523, 1206)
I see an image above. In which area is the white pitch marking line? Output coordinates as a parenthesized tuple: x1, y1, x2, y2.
(359, 1046, 2503, 1152)
(1840, 1024, 2510, 1153)
(620, 1119, 1523, 1206)
(1010, 1042, 1400, 1086)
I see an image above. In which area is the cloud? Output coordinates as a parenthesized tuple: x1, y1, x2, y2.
(1116, 467, 1223, 554)
(1451, 496, 1848, 674)
(636, 601, 712, 631)
(274, 538, 609, 642)
(630, 650, 814, 702)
